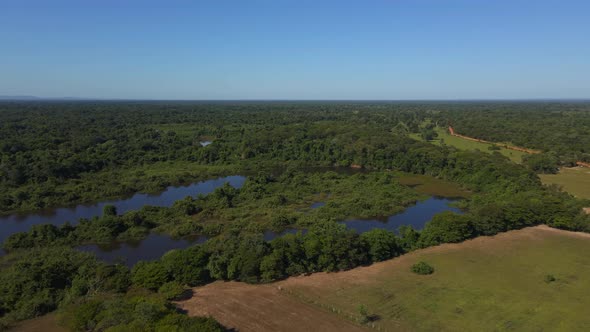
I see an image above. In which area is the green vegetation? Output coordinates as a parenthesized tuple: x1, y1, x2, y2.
(411, 261, 435, 275)
(58, 295, 223, 332)
(544, 274, 556, 283)
(0, 247, 129, 328)
(357, 304, 370, 324)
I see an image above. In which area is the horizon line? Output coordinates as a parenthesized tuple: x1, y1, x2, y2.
(1, 96, 590, 103)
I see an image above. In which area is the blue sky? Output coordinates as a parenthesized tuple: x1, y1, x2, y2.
(1, 0, 589, 99)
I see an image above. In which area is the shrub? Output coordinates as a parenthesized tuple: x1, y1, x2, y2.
(358, 304, 369, 324)
(411, 261, 434, 275)
(418, 212, 474, 248)
(103, 205, 118, 216)
(131, 261, 170, 290)
(361, 229, 401, 262)
(158, 282, 186, 300)
(544, 274, 556, 283)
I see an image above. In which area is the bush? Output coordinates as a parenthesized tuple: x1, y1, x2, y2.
(418, 212, 474, 248)
(158, 282, 186, 300)
(361, 229, 401, 262)
(131, 261, 170, 290)
(358, 304, 369, 324)
(544, 274, 556, 283)
(411, 261, 434, 275)
(161, 246, 211, 286)
(103, 205, 118, 216)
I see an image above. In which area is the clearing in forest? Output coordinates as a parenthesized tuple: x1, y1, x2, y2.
(410, 125, 528, 163)
(432, 127, 528, 163)
(540, 167, 590, 200)
(179, 225, 590, 332)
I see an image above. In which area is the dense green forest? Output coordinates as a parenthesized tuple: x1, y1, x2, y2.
(431, 102, 590, 165)
(2, 101, 589, 212)
(1, 101, 590, 331)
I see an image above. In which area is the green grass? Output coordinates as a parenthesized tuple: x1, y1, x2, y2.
(411, 127, 528, 163)
(540, 167, 590, 200)
(286, 227, 590, 331)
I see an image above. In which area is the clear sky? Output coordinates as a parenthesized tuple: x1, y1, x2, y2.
(1, 0, 589, 100)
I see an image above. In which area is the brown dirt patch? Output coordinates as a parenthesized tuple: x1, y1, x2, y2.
(177, 281, 367, 332)
(10, 314, 66, 332)
(583, 207, 590, 215)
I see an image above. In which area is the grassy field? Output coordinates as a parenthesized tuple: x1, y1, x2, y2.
(181, 226, 590, 331)
(540, 167, 590, 200)
(411, 127, 528, 163)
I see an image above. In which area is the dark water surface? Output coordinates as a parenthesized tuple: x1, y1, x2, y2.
(310, 202, 326, 209)
(0, 176, 246, 245)
(77, 233, 209, 267)
(340, 197, 461, 233)
(263, 197, 460, 243)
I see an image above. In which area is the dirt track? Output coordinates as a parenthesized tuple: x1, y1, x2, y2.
(178, 225, 590, 332)
(448, 126, 541, 154)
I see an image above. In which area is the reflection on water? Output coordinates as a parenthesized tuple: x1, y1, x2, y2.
(341, 197, 461, 233)
(78, 233, 208, 267)
(310, 202, 326, 209)
(0, 176, 246, 245)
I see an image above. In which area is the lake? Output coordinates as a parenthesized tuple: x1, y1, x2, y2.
(263, 197, 461, 243)
(0, 175, 246, 246)
(77, 233, 209, 267)
(340, 197, 461, 233)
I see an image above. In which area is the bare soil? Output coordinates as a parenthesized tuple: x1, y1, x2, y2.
(176, 281, 367, 332)
(11, 314, 66, 332)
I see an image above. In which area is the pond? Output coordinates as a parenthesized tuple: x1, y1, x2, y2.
(77, 233, 209, 267)
(340, 197, 461, 233)
(310, 202, 326, 209)
(262, 197, 460, 242)
(0, 175, 246, 246)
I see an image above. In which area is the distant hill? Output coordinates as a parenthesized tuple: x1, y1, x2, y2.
(0, 95, 40, 100)
(0, 96, 93, 101)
